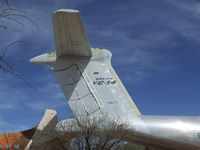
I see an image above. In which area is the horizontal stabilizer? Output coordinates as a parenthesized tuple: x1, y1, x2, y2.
(53, 9, 92, 57)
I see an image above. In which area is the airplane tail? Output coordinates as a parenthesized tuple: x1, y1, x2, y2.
(31, 48, 140, 119)
(30, 9, 140, 120)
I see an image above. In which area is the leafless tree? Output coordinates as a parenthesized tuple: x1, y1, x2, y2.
(0, 0, 37, 91)
(55, 114, 129, 150)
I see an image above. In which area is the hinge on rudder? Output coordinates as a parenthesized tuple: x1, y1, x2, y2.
(76, 64, 104, 110)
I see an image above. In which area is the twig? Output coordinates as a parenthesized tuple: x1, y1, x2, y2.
(0, 65, 37, 92)
(1, 40, 25, 57)
(0, 0, 38, 29)
(1, 58, 13, 70)
(0, 40, 37, 92)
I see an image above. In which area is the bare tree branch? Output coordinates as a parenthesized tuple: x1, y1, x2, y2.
(0, 1, 38, 92)
(0, 65, 37, 92)
(0, 0, 38, 29)
(1, 40, 25, 57)
(55, 115, 128, 150)
(0, 40, 37, 92)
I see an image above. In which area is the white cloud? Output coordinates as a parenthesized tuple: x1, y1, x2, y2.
(167, 0, 200, 15)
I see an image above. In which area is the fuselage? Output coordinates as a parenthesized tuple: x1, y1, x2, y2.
(55, 115, 200, 150)
(126, 116, 200, 150)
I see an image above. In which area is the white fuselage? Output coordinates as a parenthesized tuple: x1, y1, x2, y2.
(125, 116, 200, 150)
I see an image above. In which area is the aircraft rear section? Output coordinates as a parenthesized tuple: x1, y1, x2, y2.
(29, 9, 200, 150)
(53, 48, 140, 118)
(126, 116, 200, 150)
(31, 48, 140, 120)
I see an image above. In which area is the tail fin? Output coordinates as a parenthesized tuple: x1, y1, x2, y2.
(30, 9, 140, 119)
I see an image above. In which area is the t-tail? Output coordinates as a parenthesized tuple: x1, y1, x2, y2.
(30, 9, 140, 120)
(30, 9, 200, 150)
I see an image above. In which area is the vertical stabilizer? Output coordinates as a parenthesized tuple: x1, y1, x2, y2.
(30, 9, 140, 121)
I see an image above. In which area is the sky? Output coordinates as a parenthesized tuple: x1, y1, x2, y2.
(0, 0, 200, 132)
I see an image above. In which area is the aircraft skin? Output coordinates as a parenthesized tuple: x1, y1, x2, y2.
(1, 9, 200, 150)
(128, 116, 200, 150)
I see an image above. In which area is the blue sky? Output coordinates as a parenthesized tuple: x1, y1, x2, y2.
(1, 0, 200, 132)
